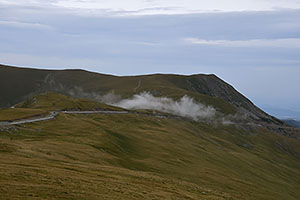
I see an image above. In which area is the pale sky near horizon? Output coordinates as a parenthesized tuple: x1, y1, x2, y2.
(0, 0, 300, 118)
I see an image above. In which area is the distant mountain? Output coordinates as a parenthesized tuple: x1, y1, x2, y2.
(283, 119, 300, 128)
(261, 106, 300, 121)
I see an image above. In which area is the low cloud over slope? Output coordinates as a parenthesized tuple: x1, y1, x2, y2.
(114, 92, 216, 121)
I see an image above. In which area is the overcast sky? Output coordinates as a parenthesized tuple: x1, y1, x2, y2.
(1, 0, 300, 118)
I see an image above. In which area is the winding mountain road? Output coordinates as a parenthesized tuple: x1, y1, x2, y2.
(0, 111, 59, 127)
(9, 112, 59, 125)
(0, 108, 187, 128)
(0, 110, 130, 127)
(133, 79, 141, 93)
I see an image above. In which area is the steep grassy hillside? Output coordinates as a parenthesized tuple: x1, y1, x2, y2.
(0, 105, 300, 199)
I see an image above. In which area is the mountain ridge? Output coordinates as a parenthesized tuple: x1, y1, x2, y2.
(283, 119, 300, 128)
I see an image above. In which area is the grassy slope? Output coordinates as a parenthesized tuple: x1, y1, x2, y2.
(0, 66, 299, 199)
(16, 92, 124, 111)
(0, 111, 300, 199)
(0, 93, 123, 122)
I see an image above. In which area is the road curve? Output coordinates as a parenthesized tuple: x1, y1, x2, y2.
(0, 112, 59, 126)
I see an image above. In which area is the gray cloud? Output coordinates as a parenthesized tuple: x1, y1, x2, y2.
(184, 38, 300, 48)
(2, 0, 300, 15)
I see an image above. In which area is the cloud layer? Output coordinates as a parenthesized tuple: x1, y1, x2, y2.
(1, 0, 300, 15)
(114, 92, 216, 121)
(184, 38, 300, 48)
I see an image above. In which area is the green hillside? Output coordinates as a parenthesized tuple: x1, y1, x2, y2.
(0, 96, 300, 199)
(16, 92, 124, 111)
(0, 92, 124, 122)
